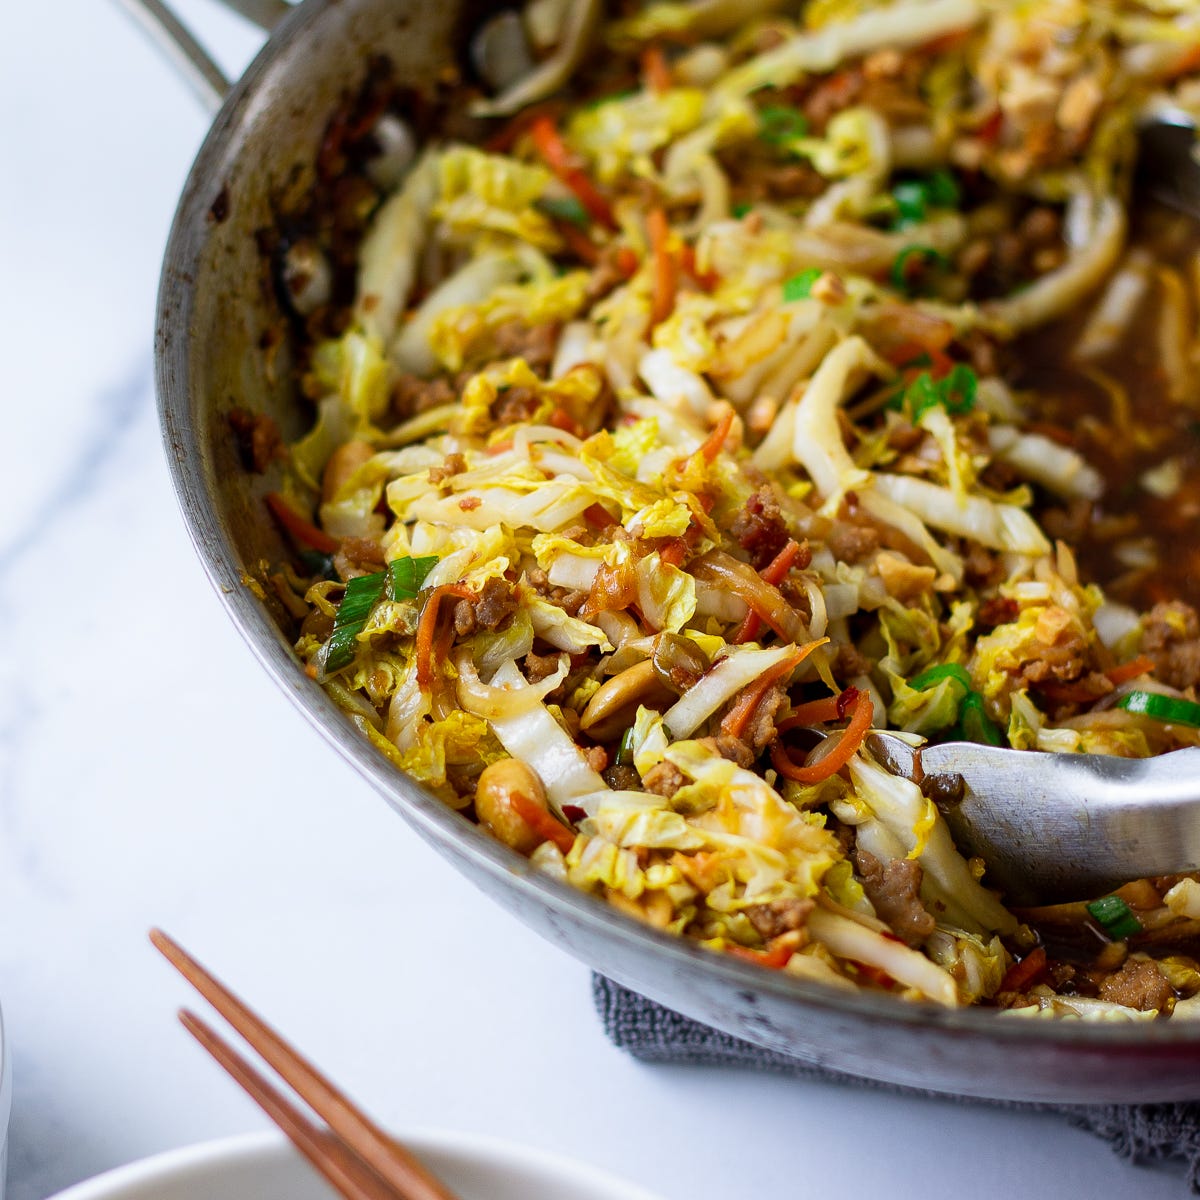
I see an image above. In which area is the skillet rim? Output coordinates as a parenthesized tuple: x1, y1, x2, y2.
(151, 0, 1200, 1091)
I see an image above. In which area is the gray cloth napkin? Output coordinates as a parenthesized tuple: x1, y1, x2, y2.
(593, 974, 1200, 1191)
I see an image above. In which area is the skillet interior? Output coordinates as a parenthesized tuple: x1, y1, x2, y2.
(155, 0, 1200, 1102)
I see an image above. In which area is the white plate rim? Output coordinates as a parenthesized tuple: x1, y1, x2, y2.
(44, 1128, 668, 1200)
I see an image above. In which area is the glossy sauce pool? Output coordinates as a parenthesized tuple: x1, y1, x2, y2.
(1014, 204, 1200, 611)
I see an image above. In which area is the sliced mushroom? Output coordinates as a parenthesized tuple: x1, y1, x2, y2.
(279, 238, 333, 317)
(470, 0, 603, 118)
(471, 10, 537, 94)
(366, 114, 417, 191)
(524, 0, 572, 52)
(651, 633, 711, 694)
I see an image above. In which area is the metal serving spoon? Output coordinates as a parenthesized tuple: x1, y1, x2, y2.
(857, 115, 1200, 908)
(868, 734, 1200, 906)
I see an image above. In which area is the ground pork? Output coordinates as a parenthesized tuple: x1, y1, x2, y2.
(827, 522, 880, 564)
(977, 595, 1019, 629)
(491, 384, 542, 426)
(1142, 601, 1200, 690)
(741, 684, 788, 751)
(746, 898, 815, 939)
(523, 649, 564, 683)
(333, 537, 385, 581)
(583, 745, 608, 773)
(833, 642, 874, 679)
(526, 568, 588, 616)
(963, 543, 1005, 590)
(588, 244, 633, 301)
(474, 576, 520, 629)
(393, 372, 455, 418)
(492, 321, 560, 375)
(642, 761, 686, 799)
(730, 487, 793, 569)
(855, 848, 937, 948)
(1098, 957, 1174, 1012)
(1019, 628, 1089, 687)
(428, 451, 466, 485)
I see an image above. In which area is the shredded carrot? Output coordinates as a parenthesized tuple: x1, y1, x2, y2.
(922, 28, 970, 56)
(483, 102, 563, 154)
(510, 792, 577, 855)
(415, 583, 474, 688)
(998, 945, 1047, 993)
(641, 44, 673, 94)
(762, 539, 804, 586)
(720, 640, 825, 740)
(726, 942, 794, 970)
(977, 107, 1004, 145)
(646, 206, 677, 325)
(853, 962, 896, 990)
(885, 341, 954, 377)
(658, 538, 690, 568)
(1105, 655, 1156, 687)
(265, 492, 340, 554)
(584, 503, 617, 528)
(548, 407, 588, 438)
(530, 115, 616, 229)
(733, 539, 804, 644)
(557, 221, 601, 266)
(1170, 43, 1200, 78)
(616, 246, 640, 278)
(771, 691, 874, 784)
(679, 243, 718, 291)
(696, 406, 735, 464)
(778, 695, 844, 729)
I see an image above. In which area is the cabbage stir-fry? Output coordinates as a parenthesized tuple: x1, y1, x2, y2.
(258, 0, 1200, 1016)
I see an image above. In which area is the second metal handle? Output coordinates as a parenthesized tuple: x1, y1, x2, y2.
(114, 0, 296, 113)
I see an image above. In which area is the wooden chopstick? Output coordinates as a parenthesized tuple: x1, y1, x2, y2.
(179, 1009, 398, 1200)
(150, 929, 460, 1200)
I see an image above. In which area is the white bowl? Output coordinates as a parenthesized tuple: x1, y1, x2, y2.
(0, 1002, 10, 1200)
(45, 1130, 667, 1200)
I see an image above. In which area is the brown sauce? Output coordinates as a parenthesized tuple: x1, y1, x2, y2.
(1012, 205, 1200, 611)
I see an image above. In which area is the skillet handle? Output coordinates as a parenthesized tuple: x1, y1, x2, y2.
(113, 0, 296, 113)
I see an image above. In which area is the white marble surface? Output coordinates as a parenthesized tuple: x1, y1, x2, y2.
(0, 4, 1192, 1198)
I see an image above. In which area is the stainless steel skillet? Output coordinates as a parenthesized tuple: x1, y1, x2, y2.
(134, 0, 1200, 1103)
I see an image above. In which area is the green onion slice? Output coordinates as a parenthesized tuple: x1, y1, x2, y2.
(538, 195, 591, 227)
(890, 171, 961, 230)
(940, 363, 978, 413)
(323, 555, 439, 674)
(926, 168, 961, 208)
(324, 573, 387, 674)
(890, 244, 948, 295)
(389, 555, 439, 601)
(1086, 895, 1142, 941)
(891, 180, 928, 227)
(1116, 691, 1200, 728)
(910, 663, 973, 693)
(758, 105, 809, 146)
(955, 691, 1003, 746)
(732, 201, 753, 219)
(616, 727, 637, 766)
(783, 267, 824, 302)
(889, 366, 978, 422)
